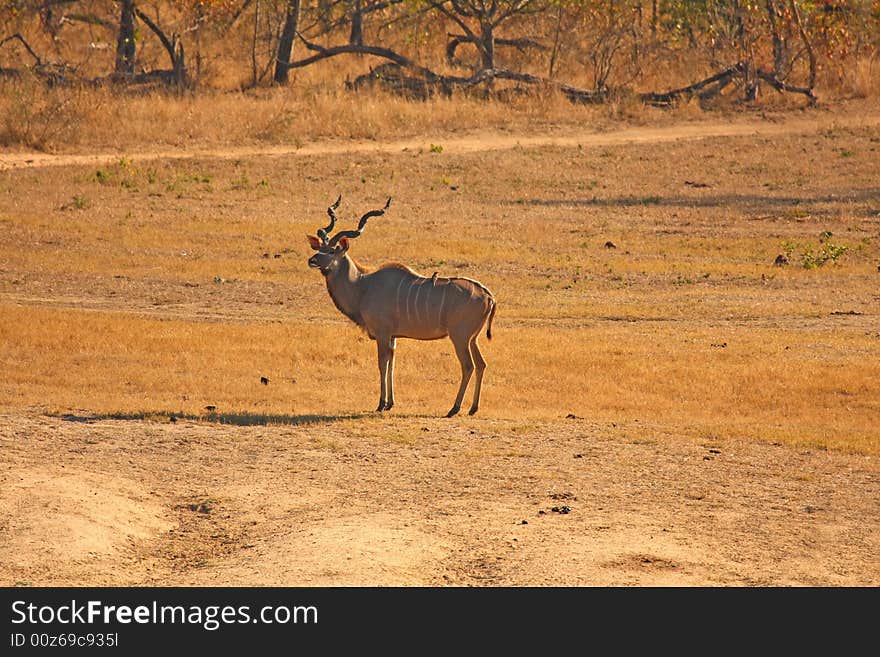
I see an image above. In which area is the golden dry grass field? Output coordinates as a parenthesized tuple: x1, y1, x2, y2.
(1, 104, 879, 586)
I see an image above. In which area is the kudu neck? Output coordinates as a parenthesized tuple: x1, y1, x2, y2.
(324, 254, 365, 327)
(326, 253, 362, 285)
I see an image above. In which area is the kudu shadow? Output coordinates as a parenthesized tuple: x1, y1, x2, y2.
(56, 411, 373, 426)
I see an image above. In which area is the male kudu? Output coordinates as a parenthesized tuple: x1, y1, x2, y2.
(307, 196, 496, 417)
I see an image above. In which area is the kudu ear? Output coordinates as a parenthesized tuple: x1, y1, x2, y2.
(307, 235, 323, 251)
(337, 236, 350, 252)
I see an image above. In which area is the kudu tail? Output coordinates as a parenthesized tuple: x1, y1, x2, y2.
(486, 298, 497, 341)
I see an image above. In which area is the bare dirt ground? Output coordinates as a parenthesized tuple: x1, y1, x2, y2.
(1, 111, 879, 586)
(2, 414, 878, 586)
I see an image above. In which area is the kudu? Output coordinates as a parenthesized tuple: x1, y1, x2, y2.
(307, 196, 496, 417)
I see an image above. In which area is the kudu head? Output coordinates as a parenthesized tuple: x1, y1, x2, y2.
(307, 195, 392, 275)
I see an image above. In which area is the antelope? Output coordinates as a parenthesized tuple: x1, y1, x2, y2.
(307, 196, 497, 417)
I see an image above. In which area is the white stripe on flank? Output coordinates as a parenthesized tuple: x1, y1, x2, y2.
(422, 279, 431, 326)
(406, 280, 416, 326)
(395, 277, 406, 319)
(414, 280, 424, 324)
(437, 283, 448, 328)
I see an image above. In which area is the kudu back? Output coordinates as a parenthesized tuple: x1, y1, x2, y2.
(307, 196, 496, 417)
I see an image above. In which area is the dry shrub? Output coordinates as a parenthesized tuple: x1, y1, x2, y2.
(849, 55, 880, 99)
(0, 76, 90, 151)
(0, 79, 619, 152)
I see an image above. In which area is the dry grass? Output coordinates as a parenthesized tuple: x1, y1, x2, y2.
(0, 76, 619, 153)
(1, 117, 879, 454)
(1, 66, 839, 154)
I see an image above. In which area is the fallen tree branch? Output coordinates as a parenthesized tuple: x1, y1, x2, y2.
(350, 63, 603, 103)
(0, 33, 44, 66)
(290, 33, 434, 77)
(639, 63, 745, 105)
(756, 69, 817, 104)
(640, 60, 816, 106)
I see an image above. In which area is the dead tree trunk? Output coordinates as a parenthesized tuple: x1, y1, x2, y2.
(480, 20, 495, 70)
(350, 0, 365, 47)
(274, 0, 302, 84)
(115, 0, 136, 76)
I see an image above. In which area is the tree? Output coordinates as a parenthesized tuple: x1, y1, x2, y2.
(431, 0, 542, 71)
(274, 0, 301, 84)
(115, 0, 136, 76)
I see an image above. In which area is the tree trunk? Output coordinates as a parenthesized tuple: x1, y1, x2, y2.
(350, 0, 364, 47)
(274, 0, 302, 84)
(115, 0, 136, 76)
(480, 20, 494, 70)
(765, 0, 786, 76)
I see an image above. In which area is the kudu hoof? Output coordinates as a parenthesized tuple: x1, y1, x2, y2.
(445, 407, 460, 418)
(468, 407, 478, 416)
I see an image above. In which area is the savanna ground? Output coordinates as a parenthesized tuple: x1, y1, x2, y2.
(1, 101, 879, 586)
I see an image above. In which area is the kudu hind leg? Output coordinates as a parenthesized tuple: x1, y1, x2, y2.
(467, 336, 486, 416)
(446, 335, 475, 418)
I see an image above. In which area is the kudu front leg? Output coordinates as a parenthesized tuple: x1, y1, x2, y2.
(446, 336, 474, 418)
(376, 337, 395, 412)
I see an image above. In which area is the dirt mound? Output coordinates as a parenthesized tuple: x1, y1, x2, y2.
(0, 467, 171, 584)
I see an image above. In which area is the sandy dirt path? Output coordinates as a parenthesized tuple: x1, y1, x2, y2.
(2, 112, 879, 172)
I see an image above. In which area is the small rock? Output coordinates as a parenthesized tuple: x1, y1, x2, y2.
(574, 453, 583, 459)
(260, 376, 269, 385)
(520, 520, 528, 525)
(774, 254, 789, 266)
(538, 510, 546, 515)
(565, 413, 581, 419)
(169, 415, 177, 423)
(708, 448, 721, 454)
(204, 405, 217, 412)
(604, 241, 617, 249)
(188, 502, 212, 514)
